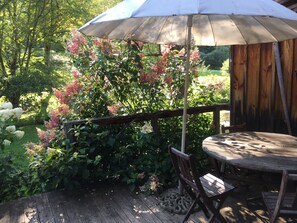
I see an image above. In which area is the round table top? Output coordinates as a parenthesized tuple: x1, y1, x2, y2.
(202, 131, 297, 173)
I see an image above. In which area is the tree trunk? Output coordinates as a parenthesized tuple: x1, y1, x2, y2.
(44, 41, 51, 67)
(7, 94, 20, 108)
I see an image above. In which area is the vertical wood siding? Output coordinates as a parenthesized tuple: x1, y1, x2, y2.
(231, 40, 297, 135)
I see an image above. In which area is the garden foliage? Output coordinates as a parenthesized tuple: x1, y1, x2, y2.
(0, 102, 26, 201)
(200, 46, 230, 70)
(3, 30, 228, 201)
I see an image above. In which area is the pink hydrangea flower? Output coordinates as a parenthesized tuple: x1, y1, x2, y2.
(89, 51, 97, 61)
(37, 128, 57, 144)
(68, 41, 80, 55)
(190, 48, 200, 62)
(71, 68, 81, 79)
(107, 105, 119, 115)
(164, 75, 173, 84)
(94, 38, 100, 47)
(45, 110, 60, 129)
(140, 71, 149, 83)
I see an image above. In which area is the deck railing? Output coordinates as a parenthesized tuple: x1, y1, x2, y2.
(63, 103, 230, 142)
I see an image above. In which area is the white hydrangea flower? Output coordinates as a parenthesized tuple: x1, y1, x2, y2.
(141, 122, 153, 134)
(14, 130, 25, 139)
(12, 107, 23, 119)
(0, 109, 13, 121)
(47, 147, 56, 155)
(3, 139, 11, 147)
(0, 102, 13, 110)
(6, 125, 16, 133)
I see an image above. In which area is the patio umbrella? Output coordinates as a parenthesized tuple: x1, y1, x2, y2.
(79, 0, 297, 153)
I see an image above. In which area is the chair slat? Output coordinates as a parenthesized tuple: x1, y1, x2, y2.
(200, 174, 234, 197)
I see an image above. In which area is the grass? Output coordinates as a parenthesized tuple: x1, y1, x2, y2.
(3, 125, 45, 167)
(199, 69, 225, 76)
(198, 72, 230, 88)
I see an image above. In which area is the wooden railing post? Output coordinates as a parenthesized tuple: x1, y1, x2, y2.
(63, 122, 74, 143)
(213, 107, 221, 134)
(151, 115, 159, 135)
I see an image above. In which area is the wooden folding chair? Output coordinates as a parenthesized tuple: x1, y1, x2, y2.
(169, 146, 235, 223)
(262, 170, 297, 223)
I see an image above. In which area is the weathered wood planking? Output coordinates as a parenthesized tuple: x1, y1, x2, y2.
(246, 44, 261, 130)
(259, 43, 275, 132)
(273, 41, 292, 133)
(202, 132, 297, 173)
(0, 184, 199, 223)
(33, 192, 55, 223)
(291, 39, 297, 135)
(231, 45, 246, 125)
(0, 182, 272, 223)
(231, 39, 297, 135)
(280, 40, 294, 108)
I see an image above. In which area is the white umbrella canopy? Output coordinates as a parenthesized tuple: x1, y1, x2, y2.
(79, 0, 297, 152)
(79, 0, 297, 46)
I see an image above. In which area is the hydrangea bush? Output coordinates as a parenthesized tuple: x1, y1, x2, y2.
(25, 30, 222, 195)
(0, 102, 24, 150)
(0, 102, 26, 201)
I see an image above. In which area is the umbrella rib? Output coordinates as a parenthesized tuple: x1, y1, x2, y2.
(103, 20, 128, 38)
(275, 19, 297, 36)
(207, 15, 217, 46)
(282, 20, 297, 31)
(124, 19, 144, 40)
(253, 16, 278, 42)
(155, 17, 170, 43)
(229, 15, 248, 45)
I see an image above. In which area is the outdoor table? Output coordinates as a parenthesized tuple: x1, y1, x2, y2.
(202, 132, 297, 173)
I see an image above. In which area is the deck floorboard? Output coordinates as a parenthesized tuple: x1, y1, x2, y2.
(0, 182, 278, 223)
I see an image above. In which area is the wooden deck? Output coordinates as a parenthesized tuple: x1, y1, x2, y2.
(0, 182, 287, 223)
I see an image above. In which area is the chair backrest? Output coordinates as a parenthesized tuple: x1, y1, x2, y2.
(221, 122, 246, 133)
(168, 146, 207, 198)
(271, 170, 297, 222)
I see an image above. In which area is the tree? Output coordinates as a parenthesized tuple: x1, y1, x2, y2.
(0, 0, 107, 107)
(0, 0, 50, 106)
(200, 46, 230, 70)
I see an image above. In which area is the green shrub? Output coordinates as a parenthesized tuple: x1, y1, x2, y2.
(0, 155, 30, 201)
(201, 46, 230, 70)
(221, 59, 230, 75)
(25, 116, 214, 194)
(21, 31, 224, 197)
(26, 122, 104, 192)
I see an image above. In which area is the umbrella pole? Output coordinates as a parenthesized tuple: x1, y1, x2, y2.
(181, 15, 193, 153)
(179, 15, 193, 195)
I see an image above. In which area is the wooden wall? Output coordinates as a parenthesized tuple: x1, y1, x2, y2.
(231, 40, 297, 135)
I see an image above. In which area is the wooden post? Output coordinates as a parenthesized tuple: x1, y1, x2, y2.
(151, 115, 159, 134)
(273, 42, 292, 135)
(213, 107, 221, 134)
(63, 122, 74, 143)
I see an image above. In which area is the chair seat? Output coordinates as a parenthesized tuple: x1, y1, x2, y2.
(262, 192, 297, 215)
(200, 173, 235, 198)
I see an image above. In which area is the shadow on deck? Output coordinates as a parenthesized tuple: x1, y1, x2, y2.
(0, 181, 289, 223)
